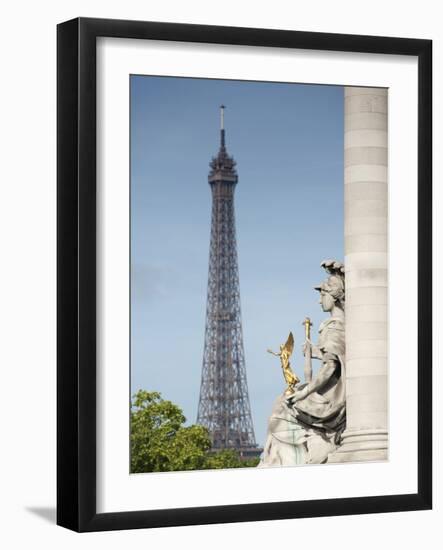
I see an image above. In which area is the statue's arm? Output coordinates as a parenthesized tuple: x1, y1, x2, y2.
(289, 354, 337, 402)
(302, 340, 323, 360)
(310, 343, 323, 360)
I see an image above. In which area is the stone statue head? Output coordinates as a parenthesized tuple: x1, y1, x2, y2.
(314, 260, 345, 312)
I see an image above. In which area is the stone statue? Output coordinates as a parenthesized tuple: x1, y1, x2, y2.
(259, 260, 346, 467)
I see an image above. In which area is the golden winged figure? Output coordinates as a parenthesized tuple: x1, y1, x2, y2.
(267, 332, 300, 395)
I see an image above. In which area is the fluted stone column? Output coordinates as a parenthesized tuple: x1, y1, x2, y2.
(329, 87, 388, 463)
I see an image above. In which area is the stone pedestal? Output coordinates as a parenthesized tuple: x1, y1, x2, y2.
(329, 87, 388, 463)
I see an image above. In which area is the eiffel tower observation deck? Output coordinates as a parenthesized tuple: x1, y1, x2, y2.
(197, 106, 261, 460)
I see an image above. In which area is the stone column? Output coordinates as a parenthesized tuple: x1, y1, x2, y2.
(329, 87, 388, 463)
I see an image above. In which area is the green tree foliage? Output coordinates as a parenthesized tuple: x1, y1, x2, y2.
(130, 390, 260, 473)
(202, 449, 259, 470)
(131, 390, 211, 472)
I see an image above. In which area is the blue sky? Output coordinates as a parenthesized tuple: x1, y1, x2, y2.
(130, 75, 343, 446)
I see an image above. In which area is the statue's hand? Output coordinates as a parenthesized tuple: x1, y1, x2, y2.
(285, 394, 295, 407)
(303, 340, 322, 359)
(312, 345, 323, 359)
(286, 389, 305, 406)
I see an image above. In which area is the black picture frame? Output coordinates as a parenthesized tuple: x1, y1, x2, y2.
(57, 17, 432, 532)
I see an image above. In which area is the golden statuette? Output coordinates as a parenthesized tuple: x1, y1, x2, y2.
(267, 332, 300, 395)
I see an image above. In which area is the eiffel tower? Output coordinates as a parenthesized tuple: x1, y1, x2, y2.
(197, 106, 261, 459)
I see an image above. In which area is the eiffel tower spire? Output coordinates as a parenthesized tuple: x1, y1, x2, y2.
(197, 107, 261, 458)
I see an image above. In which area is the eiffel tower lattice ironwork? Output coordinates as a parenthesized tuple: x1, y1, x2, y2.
(197, 106, 261, 459)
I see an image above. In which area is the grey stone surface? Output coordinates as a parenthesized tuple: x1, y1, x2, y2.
(329, 86, 388, 464)
(345, 234, 387, 254)
(345, 181, 387, 202)
(345, 164, 387, 183)
(345, 216, 387, 236)
(346, 269, 388, 290)
(346, 357, 387, 377)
